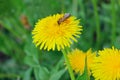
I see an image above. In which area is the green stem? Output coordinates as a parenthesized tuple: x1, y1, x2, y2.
(62, 49, 75, 80)
(0, 73, 20, 78)
(91, 0, 100, 49)
(61, 0, 65, 13)
(111, 0, 116, 45)
(72, 0, 78, 16)
(84, 56, 90, 80)
(78, 0, 85, 19)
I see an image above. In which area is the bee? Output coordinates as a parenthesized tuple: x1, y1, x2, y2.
(58, 13, 71, 25)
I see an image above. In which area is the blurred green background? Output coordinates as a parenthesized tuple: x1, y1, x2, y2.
(0, 0, 120, 80)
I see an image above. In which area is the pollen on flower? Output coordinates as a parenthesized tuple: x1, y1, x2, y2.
(32, 13, 82, 51)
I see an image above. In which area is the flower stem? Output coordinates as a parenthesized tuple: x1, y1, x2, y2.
(91, 0, 100, 49)
(61, 0, 65, 13)
(111, 0, 116, 45)
(72, 0, 78, 16)
(62, 49, 75, 80)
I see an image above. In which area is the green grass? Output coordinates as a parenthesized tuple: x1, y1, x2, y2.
(0, 0, 119, 80)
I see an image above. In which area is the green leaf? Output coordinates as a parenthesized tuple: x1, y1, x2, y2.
(24, 36, 39, 56)
(24, 36, 40, 66)
(49, 69, 66, 80)
(23, 68, 32, 80)
(48, 57, 65, 80)
(24, 55, 39, 67)
(34, 66, 50, 80)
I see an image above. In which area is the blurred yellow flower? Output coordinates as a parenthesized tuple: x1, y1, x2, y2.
(68, 49, 96, 75)
(91, 47, 120, 80)
(32, 13, 82, 51)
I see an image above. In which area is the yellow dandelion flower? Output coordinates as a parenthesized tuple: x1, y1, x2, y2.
(68, 49, 96, 75)
(91, 47, 120, 80)
(32, 13, 82, 51)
